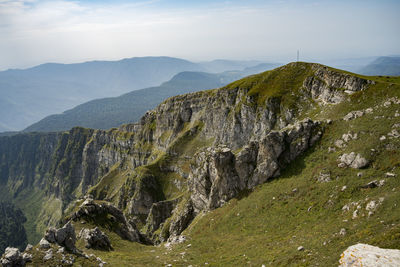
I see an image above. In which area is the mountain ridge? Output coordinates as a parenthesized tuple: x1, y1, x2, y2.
(23, 63, 282, 133)
(358, 56, 400, 76)
(1, 56, 276, 132)
(0, 62, 399, 266)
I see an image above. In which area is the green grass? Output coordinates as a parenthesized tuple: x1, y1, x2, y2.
(225, 63, 313, 110)
(59, 70, 400, 266)
(7, 63, 400, 266)
(14, 189, 47, 244)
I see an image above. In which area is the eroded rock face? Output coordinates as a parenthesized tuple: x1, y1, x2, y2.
(303, 65, 372, 105)
(188, 146, 241, 212)
(78, 227, 112, 251)
(69, 199, 143, 243)
(168, 199, 195, 239)
(44, 221, 76, 252)
(0, 62, 369, 247)
(145, 199, 179, 236)
(339, 243, 400, 266)
(188, 119, 322, 213)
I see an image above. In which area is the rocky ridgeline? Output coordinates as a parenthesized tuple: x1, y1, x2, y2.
(304, 64, 373, 105)
(42, 221, 76, 252)
(0, 63, 376, 252)
(188, 119, 322, 212)
(78, 227, 112, 251)
(68, 198, 146, 243)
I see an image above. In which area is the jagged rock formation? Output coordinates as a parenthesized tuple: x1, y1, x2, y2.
(145, 199, 179, 237)
(43, 221, 76, 252)
(0, 62, 374, 247)
(188, 119, 322, 212)
(304, 64, 373, 104)
(78, 227, 112, 251)
(0, 247, 28, 267)
(339, 243, 400, 266)
(67, 198, 145, 243)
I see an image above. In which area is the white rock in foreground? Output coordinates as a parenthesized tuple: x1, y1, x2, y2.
(339, 243, 400, 266)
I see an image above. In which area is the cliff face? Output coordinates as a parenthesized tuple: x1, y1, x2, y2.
(0, 202, 27, 254)
(0, 62, 373, 245)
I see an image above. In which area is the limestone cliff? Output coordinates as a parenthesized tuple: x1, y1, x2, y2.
(0, 62, 373, 246)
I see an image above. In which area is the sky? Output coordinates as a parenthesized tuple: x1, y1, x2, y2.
(0, 0, 399, 70)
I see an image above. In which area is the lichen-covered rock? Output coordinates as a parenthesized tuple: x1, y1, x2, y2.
(78, 227, 112, 251)
(0, 247, 25, 267)
(339, 243, 400, 266)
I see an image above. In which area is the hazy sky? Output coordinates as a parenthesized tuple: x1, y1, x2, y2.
(0, 0, 399, 70)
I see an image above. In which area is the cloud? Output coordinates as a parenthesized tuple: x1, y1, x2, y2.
(0, 0, 399, 69)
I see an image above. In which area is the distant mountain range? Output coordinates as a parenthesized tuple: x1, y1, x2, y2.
(358, 56, 400, 76)
(24, 63, 281, 132)
(2, 56, 399, 133)
(0, 57, 275, 132)
(0, 57, 202, 132)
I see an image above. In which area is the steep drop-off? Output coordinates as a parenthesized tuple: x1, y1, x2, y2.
(0, 63, 379, 262)
(0, 202, 27, 254)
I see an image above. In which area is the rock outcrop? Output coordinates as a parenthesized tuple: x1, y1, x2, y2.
(339, 243, 400, 266)
(167, 198, 195, 239)
(145, 199, 179, 237)
(68, 198, 145, 243)
(0, 247, 28, 267)
(0, 62, 373, 247)
(188, 119, 322, 212)
(338, 152, 369, 169)
(78, 227, 112, 251)
(304, 64, 372, 104)
(44, 221, 76, 252)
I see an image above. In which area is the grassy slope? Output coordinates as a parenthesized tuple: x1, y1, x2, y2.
(66, 70, 400, 266)
(20, 64, 398, 266)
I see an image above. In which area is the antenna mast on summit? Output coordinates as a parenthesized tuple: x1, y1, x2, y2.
(297, 50, 299, 62)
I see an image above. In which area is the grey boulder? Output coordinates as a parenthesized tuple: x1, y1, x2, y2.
(339, 243, 400, 266)
(78, 227, 112, 251)
(0, 247, 25, 267)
